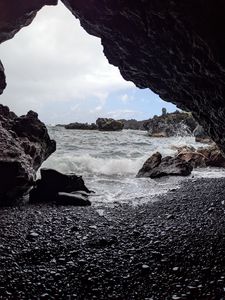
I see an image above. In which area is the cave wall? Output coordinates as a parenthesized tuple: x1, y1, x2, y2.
(1, 0, 225, 151)
(61, 0, 225, 151)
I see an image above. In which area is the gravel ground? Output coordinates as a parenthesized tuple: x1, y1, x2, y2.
(1, 178, 225, 299)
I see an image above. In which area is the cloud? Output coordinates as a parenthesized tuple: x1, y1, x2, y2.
(106, 109, 143, 120)
(0, 1, 134, 122)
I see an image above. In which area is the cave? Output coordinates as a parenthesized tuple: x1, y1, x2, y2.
(1, 1, 225, 299)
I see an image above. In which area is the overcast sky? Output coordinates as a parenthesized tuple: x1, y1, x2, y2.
(0, 1, 177, 124)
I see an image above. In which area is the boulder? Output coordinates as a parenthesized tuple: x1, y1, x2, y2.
(176, 145, 225, 168)
(137, 152, 162, 177)
(0, 105, 56, 205)
(65, 122, 97, 130)
(29, 168, 92, 206)
(137, 152, 193, 178)
(96, 118, 124, 131)
(57, 192, 91, 206)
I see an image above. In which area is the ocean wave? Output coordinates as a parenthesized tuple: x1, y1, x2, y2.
(42, 154, 147, 176)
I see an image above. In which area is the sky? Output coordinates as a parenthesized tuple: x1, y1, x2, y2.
(0, 1, 177, 125)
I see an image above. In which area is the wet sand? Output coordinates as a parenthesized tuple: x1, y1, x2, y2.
(1, 177, 225, 299)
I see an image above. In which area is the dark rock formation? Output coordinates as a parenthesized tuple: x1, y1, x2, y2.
(96, 118, 124, 131)
(137, 152, 192, 178)
(143, 111, 197, 137)
(30, 168, 92, 205)
(0, 0, 58, 44)
(65, 122, 97, 130)
(0, 61, 6, 95)
(0, 105, 56, 205)
(118, 119, 147, 130)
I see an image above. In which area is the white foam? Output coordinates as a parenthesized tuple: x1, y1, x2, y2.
(42, 153, 147, 176)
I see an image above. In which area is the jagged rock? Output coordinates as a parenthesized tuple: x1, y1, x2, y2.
(143, 112, 197, 137)
(137, 152, 162, 177)
(29, 168, 92, 205)
(118, 119, 147, 130)
(176, 145, 225, 168)
(0, 105, 56, 205)
(137, 152, 192, 178)
(0, 61, 6, 95)
(0, 0, 58, 44)
(65, 122, 97, 130)
(96, 118, 124, 131)
(193, 125, 212, 144)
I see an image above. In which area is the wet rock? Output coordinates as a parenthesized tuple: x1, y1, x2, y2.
(137, 152, 192, 178)
(177, 145, 225, 168)
(0, 105, 56, 205)
(65, 122, 97, 130)
(118, 119, 147, 130)
(0, 61, 6, 95)
(57, 192, 91, 206)
(144, 111, 197, 137)
(96, 118, 124, 131)
(137, 152, 161, 177)
(29, 168, 92, 205)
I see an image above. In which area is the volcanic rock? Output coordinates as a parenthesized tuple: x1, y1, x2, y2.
(0, 61, 6, 95)
(29, 168, 92, 205)
(143, 111, 197, 137)
(65, 122, 97, 130)
(96, 118, 124, 131)
(137, 152, 192, 178)
(0, 105, 56, 205)
(118, 119, 147, 130)
(177, 145, 225, 168)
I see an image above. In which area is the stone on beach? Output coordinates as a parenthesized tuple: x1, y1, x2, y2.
(137, 152, 193, 178)
(176, 145, 225, 168)
(29, 168, 92, 206)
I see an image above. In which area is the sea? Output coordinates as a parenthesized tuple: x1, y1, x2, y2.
(42, 127, 225, 206)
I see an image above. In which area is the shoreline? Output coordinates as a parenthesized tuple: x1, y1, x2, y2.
(1, 177, 225, 299)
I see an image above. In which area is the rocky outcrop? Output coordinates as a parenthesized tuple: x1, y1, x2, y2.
(118, 119, 147, 130)
(143, 111, 197, 137)
(65, 122, 97, 130)
(177, 145, 225, 168)
(0, 61, 6, 95)
(96, 118, 124, 131)
(30, 168, 92, 205)
(137, 152, 193, 178)
(0, 105, 56, 205)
